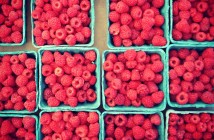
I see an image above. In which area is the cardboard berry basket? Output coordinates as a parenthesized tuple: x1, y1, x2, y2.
(106, 0, 169, 49)
(0, 51, 38, 114)
(169, 0, 214, 45)
(165, 109, 214, 140)
(166, 44, 214, 108)
(0, 113, 39, 140)
(39, 109, 101, 140)
(38, 47, 100, 110)
(102, 49, 167, 112)
(101, 111, 164, 140)
(0, 0, 26, 46)
(30, 0, 95, 48)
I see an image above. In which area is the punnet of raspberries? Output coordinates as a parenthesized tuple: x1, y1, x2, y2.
(40, 111, 100, 139)
(103, 49, 165, 109)
(0, 0, 24, 44)
(0, 53, 37, 112)
(104, 113, 162, 140)
(172, 0, 214, 42)
(41, 50, 98, 108)
(169, 47, 214, 105)
(108, 0, 167, 47)
(168, 112, 214, 140)
(0, 116, 36, 140)
(32, 0, 92, 46)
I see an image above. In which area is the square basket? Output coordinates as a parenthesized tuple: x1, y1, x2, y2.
(38, 47, 100, 110)
(0, 113, 39, 140)
(31, 0, 95, 48)
(106, 0, 169, 49)
(102, 48, 167, 112)
(0, 0, 26, 46)
(165, 109, 214, 140)
(0, 51, 38, 114)
(39, 109, 101, 140)
(166, 44, 214, 108)
(101, 111, 164, 140)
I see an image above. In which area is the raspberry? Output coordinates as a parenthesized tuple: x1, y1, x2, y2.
(88, 123, 100, 137)
(119, 25, 131, 39)
(105, 115, 115, 125)
(0, 25, 11, 38)
(130, 6, 142, 19)
(132, 126, 145, 139)
(67, 97, 78, 107)
(16, 75, 28, 87)
(145, 129, 158, 139)
(114, 115, 127, 127)
(25, 58, 36, 69)
(114, 127, 124, 139)
(40, 113, 51, 125)
(65, 34, 76, 46)
(152, 0, 164, 8)
(122, 0, 137, 6)
(48, 17, 61, 30)
(24, 100, 36, 112)
(201, 91, 214, 104)
(178, 0, 191, 11)
(141, 96, 154, 108)
(75, 125, 89, 138)
(47, 97, 60, 107)
(11, 0, 22, 9)
(114, 94, 125, 106)
(142, 68, 155, 81)
(152, 35, 167, 46)
(150, 114, 161, 126)
(115, 1, 129, 14)
(1, 120, 16, 135)
(197, 2, 208, 13)
(175, 19, 190, 34)
(185, 123, 196, 133)
(22, 117, 35, 129)
(151, 91, 164, 104)
(151, 60, 163, 73)
(176, 92, 188, 105)
(188, 92, 198, 104)
(109, 11, 120, 22)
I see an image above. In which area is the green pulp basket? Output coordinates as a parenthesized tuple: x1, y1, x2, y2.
(39, 109, 101, 140)
(169, 0, 214, 45)
(0, 51, 38, 114)
(166, 44, 214, 108)
(38, 47, 101, 110)
(0, 113, 39, 140)
(102, 48, 167, 112)
(165, 109, 214, 140)
(101, 111, 164, 140)
(106, 0, 169, 49)
(30, 0, 95, 48)
(0, 0, 26, 46)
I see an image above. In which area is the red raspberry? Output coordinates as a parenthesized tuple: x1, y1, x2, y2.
(114, 94, 125, 106)
(145, 128, 158, 139)
(130, 6, 142, 19)
(75, 125, 89, 138)
(152, 0, 164, 8)
(81, 27, 91, 38)
(142, 68, 155, 81)
(185, 123, 196, 133)
(115, 1, 129, 14)
(152, 35, 167, 46)
(80, 0, 90, 12)
(87, 112, 99, 124)
(16, 75, 28, 87)
(84, 50, 96, 62)
(176, 92, 188, 105)
(201, 91, 214, 104)
(150, 114, 161, 126)
(132, 126, 145, 139)
(197, 1, 208, 13)
(120, 13, 132, 25)
(151, 91, 164, 104)
(105, 115, 115, 125)
(48, 17, 61, 30)
(122, 0, 137, 6)
(119, 25, 131, 39)
(47, 97, 60, 107)
(109, 11, 120, 22)
(22, 117, 35, 129)
(188, 92, 198, 104)
(65, 34, 76, 46)
(141, 96, 154, 108)
(1, 120, 16, 135)
(114, 127, 124, 139)
(0, 25, 11, 38)
(24, 100, 36, 112)
(151, 60, 163, 73)
(178, 0, 191, 11)
(11, 0, 22, 9)
(67, 97, 78, 107)
(40, 113, 51, 125)
(88, 123, 100, 137)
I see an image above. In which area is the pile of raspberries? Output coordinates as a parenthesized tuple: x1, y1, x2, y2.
(172, 0, 214, 42)
(0, 116, 36, 140)
(109, 0, 167, 47)
(32, 0, 92, 46)
(103, 49, 164, 108)
(41, 50, 97, 107)
(168, 113, 214, 139)
(169, 48, 214, 105)
(0, 0, 23, 43)
(0, 53, 37, 112)
(40, 111, 100, 139)
(104, 113, 162, 139)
